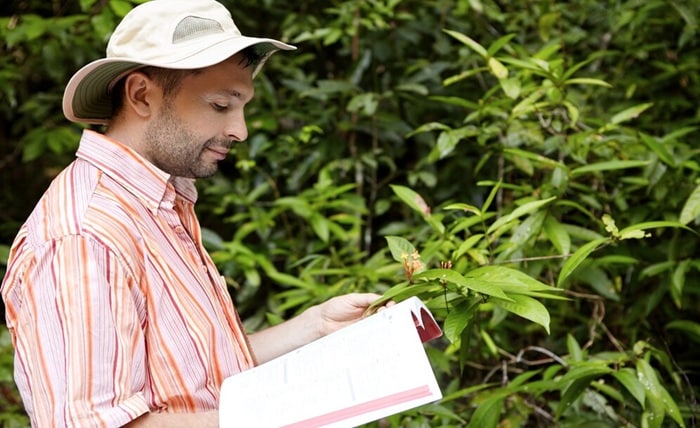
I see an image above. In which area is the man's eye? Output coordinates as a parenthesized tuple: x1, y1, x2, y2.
(212, 103, 228, 112)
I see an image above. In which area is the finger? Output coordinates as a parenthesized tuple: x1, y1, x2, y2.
(350, 292, 382, 308)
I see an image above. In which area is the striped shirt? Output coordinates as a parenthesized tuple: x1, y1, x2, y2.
(1, 130, 255, 427)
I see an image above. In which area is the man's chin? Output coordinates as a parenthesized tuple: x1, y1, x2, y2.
(192, 164, 220, 179)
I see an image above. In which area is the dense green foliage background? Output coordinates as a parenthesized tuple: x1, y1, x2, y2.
(1, 0, 699, 426)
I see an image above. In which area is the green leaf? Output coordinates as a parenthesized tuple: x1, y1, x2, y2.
(435, 130, 461, 160)
(480, 330, 498, 356)
(309, 212, 330, 242)
(558, 238, 609, 287)
(613, 368, 646, 407)
(428, 95, 480, 109)
(390, 184, 431, 216)
(395, 83, 429, 95)
(490, 294, 551, 333)
(390, 185, 445, 234)
(486, 34, 516, 56)
(346, 92, 379, 116)
(543, 216, 571, 255)
(666, 320, 700, 343)
(503, 148, 566, 170)
(488, 57, 508, 79)
(610, 102, 654, 125)
(637, 358, 686, 428)
(244, 267, 261, 288)
(200, 227, 225, 251)
(444, 203, 482, 216)
(385, 236, 418, 264)
(640, 261, 676, 278)
(499, 57, 552, 76)
(466, 395, 504, 428)
(385, 283, 441, 304)
(468, 265, 561, 294)
(481, 181, 502, 213)
(443, 67, 489, 86)
(511, 89, 546, 117)
(274, 196, 312, 217)
(661, 126, 699, 143)
(499, 76, 520, 99)
(679, 183, 700, 225)
(413, 268, 512, 300)
(671, 259, 690, 308)
(453, 234, 485, 261)
(431, 125, 479, 161)
(487, 196, 556, 234)
(618, 230, 649, 240)
(618, 221, 694, 238)
(80, 0, 98, 11)
(563, 77, 612, 87)
(406, 121, 451, 138)
(640, 132, 676, 167)
(671, 1, 698, 27)
(602, 214, 619, 237)
(500, 210, 547, 258)
(266, 270, 314, 290)
(570, 160, 650, 176)
(443, 29, 488, 57)
(560, 364, 613, 382)
(0, 244, 9, 264)
(563, 101, 580, 124)
(538, 12, 559, 41)
(566, 334, 583, 362)
(443, 297, 481, 343)
(307, 79, 357, 95)
(556, 375, 599, 418)
(561, 51, 611, 80)
(109, 0, 133, 17)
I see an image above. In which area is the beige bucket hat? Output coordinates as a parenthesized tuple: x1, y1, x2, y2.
(62, 0, 296, 125)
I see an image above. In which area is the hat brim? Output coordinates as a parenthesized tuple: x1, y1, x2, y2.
(63, 36, 295, 125)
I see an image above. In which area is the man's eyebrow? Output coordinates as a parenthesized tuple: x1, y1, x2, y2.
(218, 88, 254, 102)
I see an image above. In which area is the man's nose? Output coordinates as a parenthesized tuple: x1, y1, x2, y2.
(226, 111, 248, 142)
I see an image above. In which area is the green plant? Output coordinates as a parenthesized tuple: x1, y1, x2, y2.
(1, 0, 699, 426)
(0, 325, 28, 428)
(353, 14, 698, 425)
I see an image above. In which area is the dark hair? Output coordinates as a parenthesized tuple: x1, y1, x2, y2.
(109, 45, 266, 119)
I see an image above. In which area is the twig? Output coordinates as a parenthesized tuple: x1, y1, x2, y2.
(515, 346, 568, 368)
(523, 398, 556, 423)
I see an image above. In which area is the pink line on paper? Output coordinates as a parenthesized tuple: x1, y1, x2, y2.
(281, 385, 434, 428)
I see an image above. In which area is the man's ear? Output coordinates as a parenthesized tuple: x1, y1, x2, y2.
(122, 71, 161, 119)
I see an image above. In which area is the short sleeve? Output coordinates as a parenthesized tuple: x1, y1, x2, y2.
(6, 235, 150, 427)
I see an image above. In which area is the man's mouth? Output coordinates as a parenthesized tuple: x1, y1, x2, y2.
(206, 146, 230, 160)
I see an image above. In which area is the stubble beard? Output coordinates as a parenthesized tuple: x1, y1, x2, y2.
(143, 105, 223, 179)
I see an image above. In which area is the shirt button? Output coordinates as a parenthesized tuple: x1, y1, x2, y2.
(201, 265, 208, 273)
(175, 225, 185, 234)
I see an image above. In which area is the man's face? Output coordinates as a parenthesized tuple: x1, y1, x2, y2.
(143, 55, 255, 178)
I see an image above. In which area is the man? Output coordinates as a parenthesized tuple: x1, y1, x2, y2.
(1, 0, 383, 426)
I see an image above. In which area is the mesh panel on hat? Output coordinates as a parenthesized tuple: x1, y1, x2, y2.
(173, 16, 225, 43)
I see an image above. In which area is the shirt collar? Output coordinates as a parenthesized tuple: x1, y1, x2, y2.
(76, 130, 198, 214)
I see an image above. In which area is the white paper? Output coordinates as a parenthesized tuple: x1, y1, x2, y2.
(219, 296, 442, 427)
